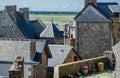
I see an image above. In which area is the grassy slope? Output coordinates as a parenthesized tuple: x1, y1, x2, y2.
(30, 14, 75, 22)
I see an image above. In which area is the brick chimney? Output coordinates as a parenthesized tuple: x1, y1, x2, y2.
(5, 5, 17, 22)
(9, 56, 24, 78)
(19, 8, 29, 22)
(65, 38, 75, 47)
(85, 0, 97, 6)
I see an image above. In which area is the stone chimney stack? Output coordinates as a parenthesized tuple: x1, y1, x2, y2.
(9, 56, 24, 78)
(5, 5, 17, 22)
(85, 0, 97, 6)
(19, 8, 29, 22)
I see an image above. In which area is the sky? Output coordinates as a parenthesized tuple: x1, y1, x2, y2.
(0, 0, 120, 11)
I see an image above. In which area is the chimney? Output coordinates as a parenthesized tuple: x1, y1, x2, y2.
(19, 8, 29, 22)
(85, 0, 97, 6)
(5, 5, 17, 22)
(9, 56, 24, 78)
(65, 38, 75, 47)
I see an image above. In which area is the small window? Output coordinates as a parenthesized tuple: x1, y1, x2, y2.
(74, 56, 78, 61)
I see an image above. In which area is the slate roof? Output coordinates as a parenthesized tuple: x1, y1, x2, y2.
(97, 2, 118, 18)
(29, 19, 45, 38)
(16, 12, 36, 39)
(0, 40, 51, 63)
(48, 45, 79, 67)
(75, 2, 118, 22)
(40, 21, 64, 38)
(0, 7, 46, 39)
(0, 10, 25, 38)
(109, 5, 120, 13)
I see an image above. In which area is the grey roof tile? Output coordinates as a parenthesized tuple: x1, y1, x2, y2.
(40, 21, 64, 38)
(29, 19, 45, 38)
(48, 45, 73, 67)
(75, 2, 118, 22)
(97, 2, 118, 18)
(0, 40, 48, 63)
(0, 8, 46, 39)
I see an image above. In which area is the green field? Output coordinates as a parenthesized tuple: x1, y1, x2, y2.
(30, 14, 75, 22)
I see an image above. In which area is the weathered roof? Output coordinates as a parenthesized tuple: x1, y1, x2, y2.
(29, 19, 45, 38)
(97, 2, 118, 18)
(48, 45, 76, 67)
(75, 3, 109, 22)
(0, 40, 52, 63)
(35, 40, 52, 58)
(75, 2, 118, 22)
(0, 7, 46, 39)
(40, 21, 64, 38)
(109, 5, 120, 13)
(17, 12, 36, 39)
(0, 10, 24, 38)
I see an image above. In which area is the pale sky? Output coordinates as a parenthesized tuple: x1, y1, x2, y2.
(0, 0, 120, 11)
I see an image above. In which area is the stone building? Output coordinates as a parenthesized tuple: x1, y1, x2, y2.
(75, 0, 119, 59)
(0, 39, 52, 78)
(109, 5, 120, 45)
(0, 5, 45, 39)
(47, 45, 81, 78)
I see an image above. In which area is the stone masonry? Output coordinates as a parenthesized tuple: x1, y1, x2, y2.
(76, 23, 110, 59)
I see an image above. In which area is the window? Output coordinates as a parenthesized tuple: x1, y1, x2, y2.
(74, 56, 78, 61)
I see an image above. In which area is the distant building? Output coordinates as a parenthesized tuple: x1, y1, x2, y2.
(75, 0, 120, 59)
(47, 45, 81, 78)
(0, 39, 52, 78)
(0, 5, 45, 39)
(40, 20, 64, 44)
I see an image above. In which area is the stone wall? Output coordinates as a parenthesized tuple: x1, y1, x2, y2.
(32, 50, 47, 78)
(111, 18, 120, 45)
(76, 22, 110, 59)
(64, 50, 80, 63)
(54, 56, 108, 78)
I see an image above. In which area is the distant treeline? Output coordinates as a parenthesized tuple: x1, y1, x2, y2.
(0, 11, 79, 15)
(29, 11, 78, 15)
